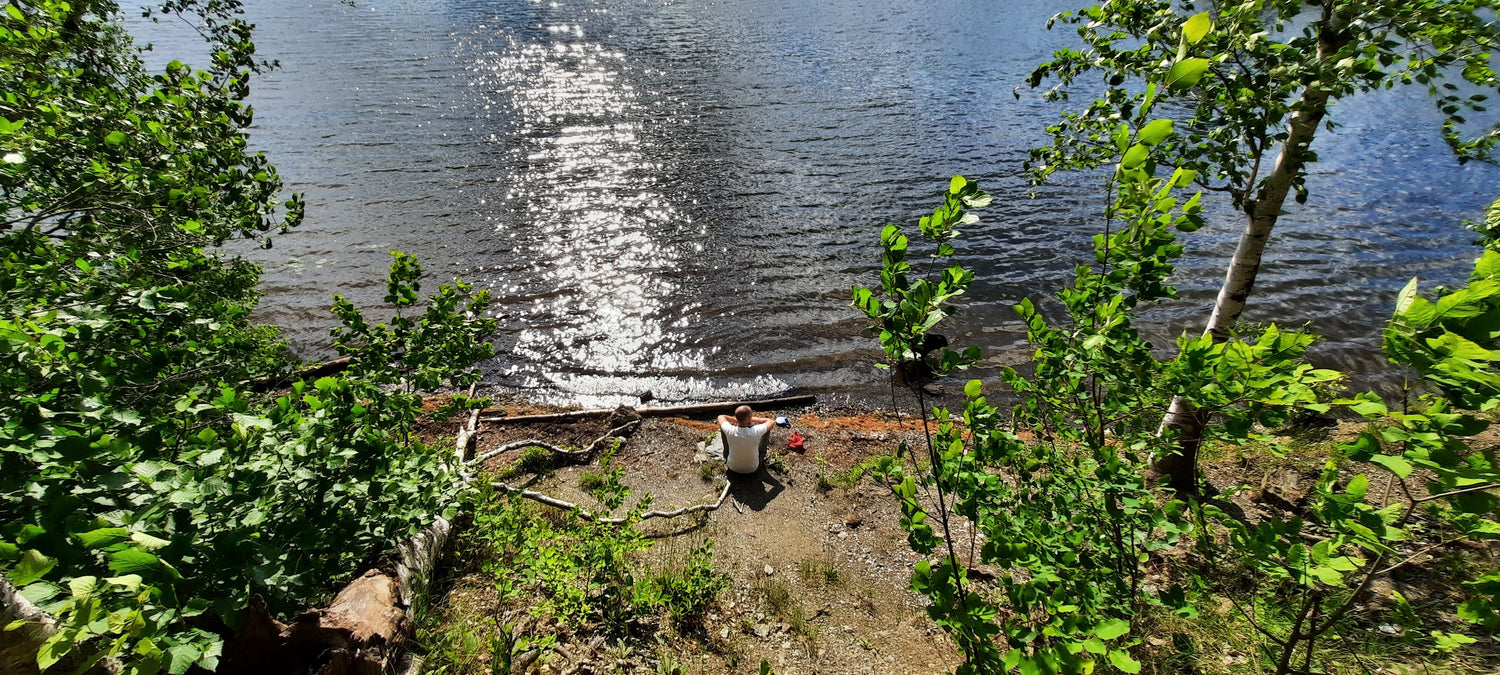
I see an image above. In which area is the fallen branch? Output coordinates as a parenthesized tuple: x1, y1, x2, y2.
(453, 383, 480, 464)
(491, 480, 732, 525)
(480, 395, 816, 424)
(470, 420, 642, 466)
(247, 356, 354, 392)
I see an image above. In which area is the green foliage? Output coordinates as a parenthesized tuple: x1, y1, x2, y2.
(2, 253, 494, 672)
(640, 542, 729, 629)
(1188, 236, 1500, 673)
(464, 468, 726, 637)
(850, 175, 989, 372)
(0, 3, 497, 672)
(851, 5, 1500, 673)
(1466, 197, 1500, 248)
(1384, 249, 1500, 411)
(332, 252, 494, 394)
(488, 617, 554, 675)
(855, 120, 1338, 673)
(797, 557, 843, 586)
(1029, 0, 1500, 201)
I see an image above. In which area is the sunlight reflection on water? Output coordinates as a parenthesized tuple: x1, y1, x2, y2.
(464, 26, 787, 405)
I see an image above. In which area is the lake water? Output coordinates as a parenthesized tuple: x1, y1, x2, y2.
(134, 0, 1499, 407)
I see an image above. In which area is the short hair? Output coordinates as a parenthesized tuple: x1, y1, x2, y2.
(734, 405, 753, 423)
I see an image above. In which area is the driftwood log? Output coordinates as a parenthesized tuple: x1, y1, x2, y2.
(452, 383, 481, 463)
(220, 571, 408, 675)
(1, 576, 52, 675)
(479, 394, 816, 424)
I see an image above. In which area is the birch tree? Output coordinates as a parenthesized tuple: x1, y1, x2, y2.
(1028, 0, 1500, 493)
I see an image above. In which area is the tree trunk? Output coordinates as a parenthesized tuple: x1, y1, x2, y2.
(1152, 14, 1351, 494)
(1, 576, 117, 674)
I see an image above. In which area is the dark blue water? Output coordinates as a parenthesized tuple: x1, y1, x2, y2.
(133, 0, 1498, 406)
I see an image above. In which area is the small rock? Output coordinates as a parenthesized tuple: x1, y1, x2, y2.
(607, 404, 641, 428)
(842, 625, 853, 633)
(764, 564, 775, 576)
(845, 514, 863, 528)
(721, 627, 731, 639)
(754, 623, 772, 638)
(837, 531, 847, 539)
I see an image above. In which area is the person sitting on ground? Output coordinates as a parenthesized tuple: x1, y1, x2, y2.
(717, 405, 775, 474)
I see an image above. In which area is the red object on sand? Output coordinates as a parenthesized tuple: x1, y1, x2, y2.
(787, 431, 805, 452)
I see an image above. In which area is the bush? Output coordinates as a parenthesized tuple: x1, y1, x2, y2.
(463, 465, 728, 638)
(0, 4, 496, 671)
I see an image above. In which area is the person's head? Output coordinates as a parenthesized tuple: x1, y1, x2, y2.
(734, 405, 753, 425)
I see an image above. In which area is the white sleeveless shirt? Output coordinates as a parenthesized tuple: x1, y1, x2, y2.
(720, 420, 771, 473)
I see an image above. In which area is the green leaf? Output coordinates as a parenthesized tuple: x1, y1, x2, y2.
(1369, 454, 1413, 478)
(964, 379, 983, 398)
(1182, 12, 1212, 44)
(1393, 277, 1420, 316)
(1095, 618, 1130, 640)
(74, 527, 131, 549)
(11, 549, 55, 585)
(130, 532, 170, 550)
(108, 549, 161, 575)
(105, 575, 142, 592)
(1165, 59, 1210, 90)
(1109, 650, 1143, 674)
(68, 576, 96, 599)
(166, 643, 202, 674)
(37, 630, 74, 671)
(1432, 630, 1477, 653)
(1346, 474, 1368, 502)
(105, 130, 126, 146)
(1342, 431, 1381, 461)
(1140, 82, 1159, 113)
(1137, 119, 1175, 146)
(18, 582, 59, 606)
(1121, 144, 1149, 169)
(949, 175, 968, 194)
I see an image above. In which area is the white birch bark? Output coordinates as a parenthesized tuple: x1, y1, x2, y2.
(1155, 12, 1351, 492)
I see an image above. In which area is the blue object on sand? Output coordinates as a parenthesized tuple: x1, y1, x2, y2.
(775, 416, 790, 427)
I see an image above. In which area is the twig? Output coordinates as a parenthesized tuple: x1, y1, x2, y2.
(1414, 482, 1500, 504)
(470, 420, 642, 466)
(1376, 537, 1464, 576)
(491, 480, 732, 525)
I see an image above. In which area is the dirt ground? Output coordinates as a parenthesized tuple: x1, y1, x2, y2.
(428, 398, 963, 675)
(420, 396, 1500, 675)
